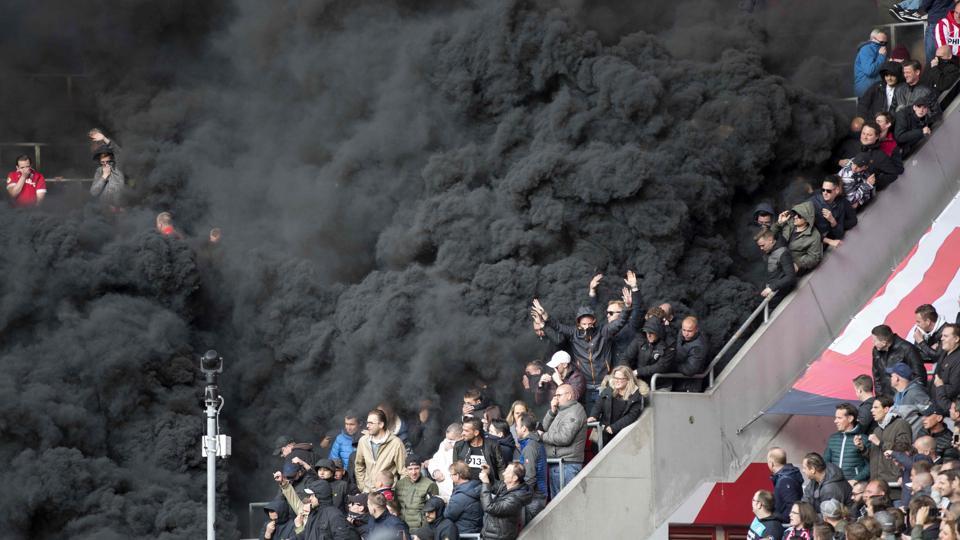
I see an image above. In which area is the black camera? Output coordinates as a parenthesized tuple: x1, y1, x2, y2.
(200, 349, 223, 374)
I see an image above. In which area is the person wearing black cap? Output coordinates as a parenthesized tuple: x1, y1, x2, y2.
(275, 474, 357, 540)
(919, 403, 954, 457)
(274, 435, 316, 467)
(531, 285, 635, 413)
(396, 456, 439, 529)
(894, 95, 937, 155)
(294, 458, 349, 511)
(345, 493, 369, 535)
(888, 361, 932, 436)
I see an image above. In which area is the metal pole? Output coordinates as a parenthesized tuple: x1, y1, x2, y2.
(206, 396, 217, 540)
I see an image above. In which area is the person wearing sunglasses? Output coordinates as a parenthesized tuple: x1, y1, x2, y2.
(809, 176, 857, 250)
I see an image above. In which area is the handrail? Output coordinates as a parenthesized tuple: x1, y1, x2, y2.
(650, 293, 775, 392)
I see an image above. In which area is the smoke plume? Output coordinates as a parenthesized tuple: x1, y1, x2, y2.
(0, 0, 864, 536)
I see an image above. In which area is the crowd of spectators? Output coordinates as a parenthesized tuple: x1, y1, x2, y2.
(749, 304, 960, 540)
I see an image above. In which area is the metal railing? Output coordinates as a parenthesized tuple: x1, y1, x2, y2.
(587, 421, 604, 452)
(879, 20, 927, 50)
(545, 457, 566, 494)
(0, 142, 46, 169)
(650, 293, 775, 392)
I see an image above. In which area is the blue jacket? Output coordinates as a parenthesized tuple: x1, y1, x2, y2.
(771, 464, 804, 521)
(328, 430, 357, 468)
(445, 479, 483, 534)
(518, 434, 547, 496)
(854, 41, 887, 97)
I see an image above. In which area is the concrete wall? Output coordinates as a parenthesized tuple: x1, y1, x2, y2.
(521, 109, 960, 539)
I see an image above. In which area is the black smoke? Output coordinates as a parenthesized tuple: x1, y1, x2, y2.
(0, 0, 864, 537)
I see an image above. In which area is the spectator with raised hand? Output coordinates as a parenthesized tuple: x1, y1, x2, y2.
(908, 495, 941, 540)
(913, 304, 948, 365)
(587, 272, 641, 368)
(859, 61, 905, 120)
(292, 457, 349, 511)
(88, 130, 125, 208)
(854, 29, 889, 97)
(520, 361, 554, 417)
(540, 383, 587, 499)
(479, 462, 532, 540)
(923, 45, 960, 94)
(274, 473, 357, 540)
(355, 409, 407, 493)
(895, 95, 937, 155)
(809, 176, 857, 249)
(531, 284, 634, 413)
(587, 366, 645, 446)
(871, 325, 926, 399)
(396, 456, 439, 530)
(766, 447, 804, 521)
(771, 202, 823, 275)
(444, 461, 482, 535)
(6, 154, 46, 207)
(895, 60, 942, 119)
(824, 403, 869, 483)
(801, 452, 852, 509)
(746, 490, 783, 540)
(932, 324, 960, 412)
(453, 417, 505, 484)
(756, 229, 796, 309)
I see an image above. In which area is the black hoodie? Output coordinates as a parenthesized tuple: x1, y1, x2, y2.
(420, 497, 459, 540)
(261, 496, 297, 540)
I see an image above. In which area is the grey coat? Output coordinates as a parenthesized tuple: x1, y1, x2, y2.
(541, 400, 587, 463)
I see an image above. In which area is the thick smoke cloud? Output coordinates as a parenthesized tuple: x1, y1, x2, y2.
(0, 0, 860, 536)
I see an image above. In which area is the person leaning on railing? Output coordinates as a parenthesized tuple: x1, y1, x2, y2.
(586, 366, 645, 447)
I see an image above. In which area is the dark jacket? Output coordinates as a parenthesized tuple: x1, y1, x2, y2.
(920, 0, 954, 25)
(864, 412, 913, 484)
(420, 497, 459, 540)
(859, 140, 904, 191)
(588, 387, 644, 445)
(771, 464, 804, 521)
(445, 480, 482, 534)
(480, 483, 533, 540)
(366, 511, 408, 540)
(802, 462, 852, 508)
(857, 398, 877, 437)
(809, 190, 857, 241)
(932, 348, 960, 412)
(894, 81, 942, 118)
(762, 245, 796, 301)
(545, 293, 636, 386)
(824, 424, 869, 482)
(921, 57, 960, 95)
(621, 318, 676, 379)
(487, 433, 515, 468)
(857, 62, 904, 118)
(872, 335, 925, 398)
(746, 515, 784, 540)
(518, 432, 547, 496)
(894, 106, 936, 155)
(588, 293, 642, 368)
(261, 496, 297, 540)
(453, 437, 506, 483)
(674, 328, 710, 392)
(915, 317, 947, 365)
(297, 482, 358, 540)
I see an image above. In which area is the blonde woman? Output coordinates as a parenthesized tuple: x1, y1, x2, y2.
(506, 400, 530, 446)
(586, 365, 645, 446)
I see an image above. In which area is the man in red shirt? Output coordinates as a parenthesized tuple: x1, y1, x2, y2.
(6, 155, 46, 207)
(155, 211, 182, 238)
